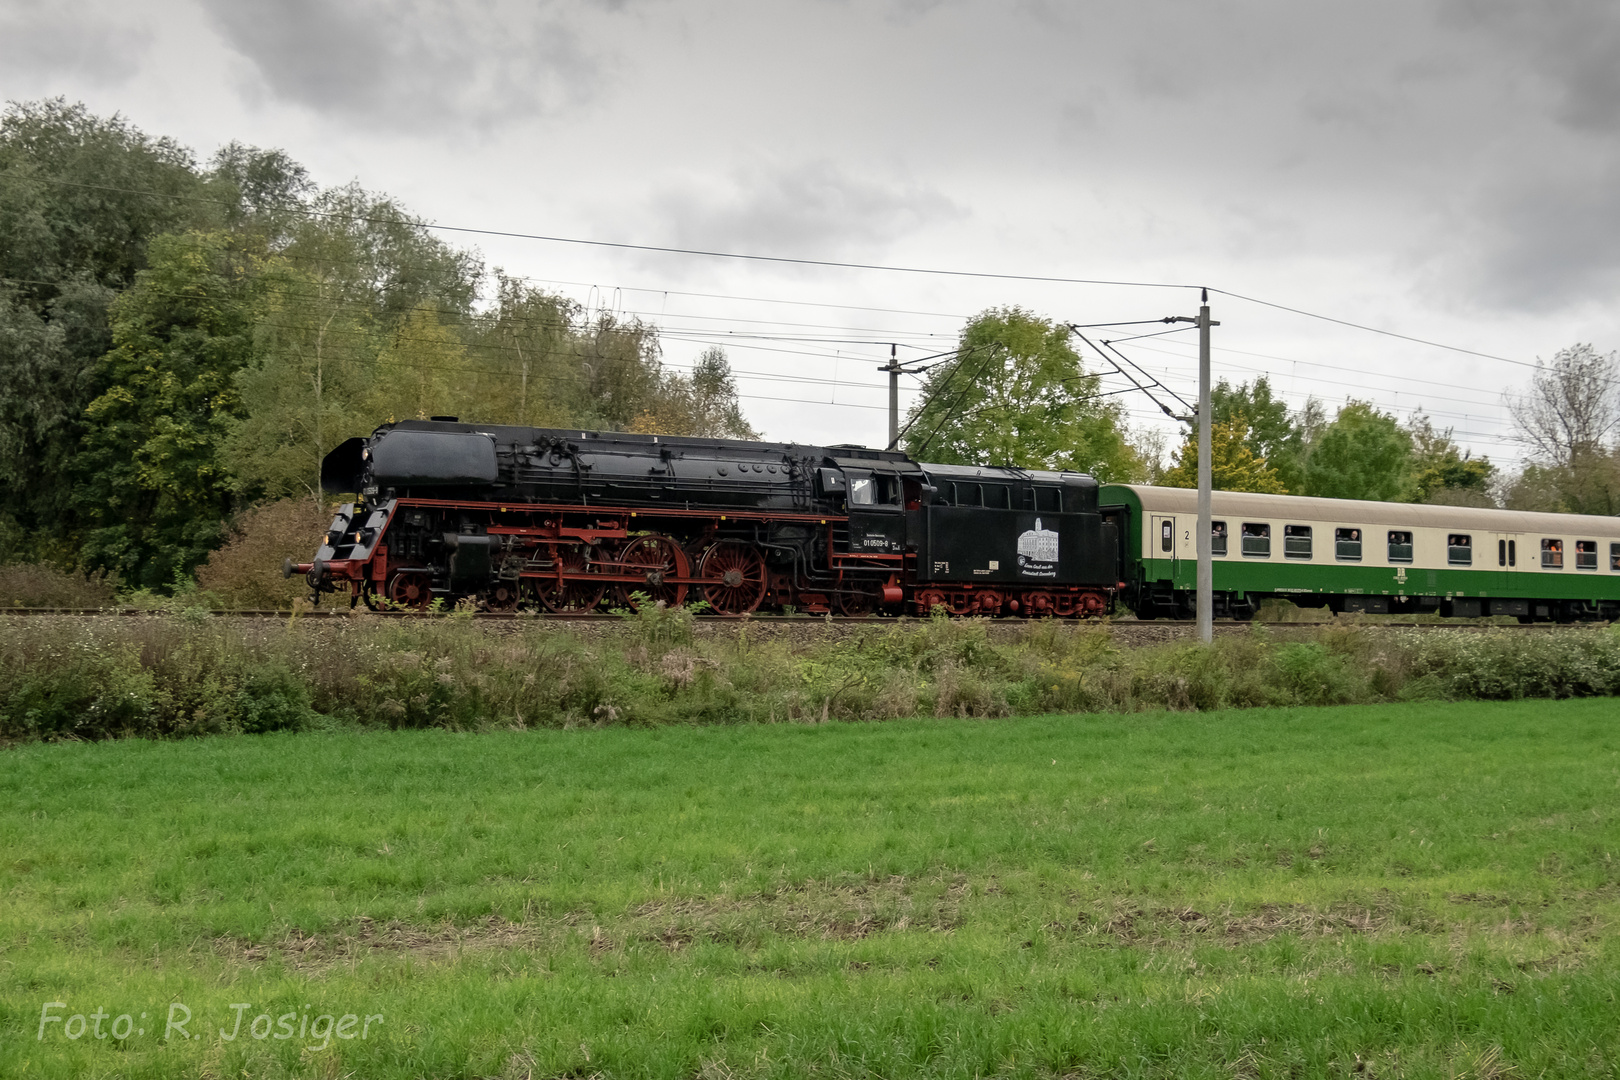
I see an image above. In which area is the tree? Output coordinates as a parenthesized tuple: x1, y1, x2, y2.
(462, 273, 582, 428)
(223, 186, 485, 506)
(76, 231, 258, 588)
(367, 302, 474, 423)
(628, 347, 759, 439)
(1302, 400, 1413, 502)
(1505, 343, 1620, 515)
(1160, 412, 1289, 494)
(1404, 411, 1495, 506)
(224, 258, 380, 508)
(1209, 376, 1306, 492)
(0, 99, 209, 554)
(901, 307, 1142, 479)
(1509, 343, 1618, 470)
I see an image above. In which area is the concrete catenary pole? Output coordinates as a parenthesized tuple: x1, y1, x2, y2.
(1197, 291, 1215, 645)
(885, 343, 900, 450)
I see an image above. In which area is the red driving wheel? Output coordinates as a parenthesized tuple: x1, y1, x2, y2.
(537, 545, 606, 614)
(698, 541, 767, 615)
(617, 535, 689, 609)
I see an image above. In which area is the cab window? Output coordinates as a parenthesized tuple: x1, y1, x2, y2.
(848, 477, 875, 505)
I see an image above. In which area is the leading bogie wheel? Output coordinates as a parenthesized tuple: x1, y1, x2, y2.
(699, 540, 767, 615)
(387, 571, 433, 610)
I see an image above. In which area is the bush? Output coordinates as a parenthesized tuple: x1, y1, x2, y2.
(196, 497, 332, 609)
(3, 616, 1620, 743)
(0, 563, 117, 607)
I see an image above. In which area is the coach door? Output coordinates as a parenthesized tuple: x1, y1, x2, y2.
(1150, 515, 1178, 573)
(1493, 531, 1517, 590)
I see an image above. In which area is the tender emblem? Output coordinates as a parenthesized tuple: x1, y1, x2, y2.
(1016, 518, 1060, 577)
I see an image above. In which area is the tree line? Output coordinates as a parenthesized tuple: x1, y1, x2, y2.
(906, 317, 1618, 517)
(2, 99, 1613, 597)
(0, 100, 756, 589)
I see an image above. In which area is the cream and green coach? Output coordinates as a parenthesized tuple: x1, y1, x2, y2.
(1099, 485, 1620, 622)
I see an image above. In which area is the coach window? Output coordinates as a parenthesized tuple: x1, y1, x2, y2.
(983, 484, 1010, 510)
(1542, 538, 1563, 569)
(1508, 539, 1516, 566)
(1211, 521, 1228, 557)
(1498, 539, 1507, 566)
(1241, 523, 1271, 558)
(1576, 540, 1598, 570)
(1284, 525, 1313, 559)
(1611, 543, 1620, 571)
(1335, 528, 1362, 561)
(1388, 531, 1414, 563)
(1447, 534, 1472, 566)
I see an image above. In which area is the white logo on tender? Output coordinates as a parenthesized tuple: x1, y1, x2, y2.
(1016, 518, 1060, 565)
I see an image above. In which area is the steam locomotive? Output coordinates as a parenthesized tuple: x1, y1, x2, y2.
(291, 418, 1121, 616)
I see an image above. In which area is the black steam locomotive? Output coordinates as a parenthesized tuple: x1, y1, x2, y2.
(292, 418, 1119, 616)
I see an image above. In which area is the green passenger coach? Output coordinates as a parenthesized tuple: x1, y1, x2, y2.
(1099, 484, 1620, 622)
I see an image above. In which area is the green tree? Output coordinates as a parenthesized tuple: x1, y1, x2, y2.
(76, 231, 258, 588)
(462, 273, 581, 428)
(1160, 412, 1288, 494)
(222, 186, 485, 504)
(1302, 400, 1413, 502)
(1404, 411, 1495, 506)
(224, 258, 379, 507)
(901, 307, 1142, 479)
(368, 302, 475, 422)
(628, 347, 759, 439)
(1209, 376, 1306, 493)
(0, 99, 209, 554)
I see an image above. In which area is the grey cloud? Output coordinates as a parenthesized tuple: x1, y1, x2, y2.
(646, 162, 964, 263)
(0, 1, 152, 87)
(196, 0, 600, 130)
(1451, 166, 1620, 311)
(1443, 0, 1620, 134)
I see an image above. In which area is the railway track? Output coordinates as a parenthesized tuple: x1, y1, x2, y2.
(0, 607, 1604, 630)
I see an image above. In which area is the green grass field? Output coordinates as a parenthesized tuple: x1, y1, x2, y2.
(4, 700, 1619, 1079)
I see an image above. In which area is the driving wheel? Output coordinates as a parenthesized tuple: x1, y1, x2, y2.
(537, 546, 606, 614)
(835, 579, 882, 617)
(698, 541, 766, 615)
(617, 534, 689, 609)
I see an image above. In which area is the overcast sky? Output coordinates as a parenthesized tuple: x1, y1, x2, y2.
(5, 0, 1619, 466)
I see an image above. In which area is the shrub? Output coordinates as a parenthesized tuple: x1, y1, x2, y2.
(196, 497, 332, 609)
(0, 563, 117, 607)
(3, 616, 1620, 743)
